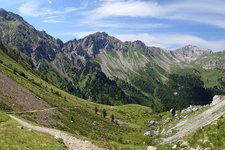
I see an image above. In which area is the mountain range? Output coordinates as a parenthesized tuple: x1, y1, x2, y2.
(1, 8, 225, 111)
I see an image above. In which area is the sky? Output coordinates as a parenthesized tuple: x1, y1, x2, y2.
(1, 0, 225, 51)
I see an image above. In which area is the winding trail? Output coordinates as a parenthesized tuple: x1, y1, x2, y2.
(7, 107, 57, 114)
(161, 96, 225, 144)
(9, 115, 105, 150)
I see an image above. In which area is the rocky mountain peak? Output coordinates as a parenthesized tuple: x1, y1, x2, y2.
(0, 8, 7, 14)
(0, 8, 24, 22)
(64, 32, 125, 56)
(0, 8, 63, 66)
(172, 45, 213, 62)
(91, 32, 108, 37)
(125, 40, 146, 49)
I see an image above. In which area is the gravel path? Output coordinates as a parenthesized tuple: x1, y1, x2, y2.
(8, 107, 57, 114)
(161, 96, 225, 144)
(9, 115, 105, 150)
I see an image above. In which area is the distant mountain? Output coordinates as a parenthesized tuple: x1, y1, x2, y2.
(0, 8, 219, 111)
(172, 45, 213, 62)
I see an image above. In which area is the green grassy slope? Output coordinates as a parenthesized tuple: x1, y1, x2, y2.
(0, 112, 66, 150)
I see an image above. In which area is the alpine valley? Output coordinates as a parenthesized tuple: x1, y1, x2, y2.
(1, 8, 225, 150)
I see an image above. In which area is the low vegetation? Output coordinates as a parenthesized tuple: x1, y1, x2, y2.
(0, 112, 66, 150)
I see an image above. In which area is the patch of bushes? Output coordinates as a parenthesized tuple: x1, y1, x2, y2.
(0, 101, 12, 112)
(28, 78, 42, 87)
(13, 68, 27, 78)
(0, 112, 9, 123)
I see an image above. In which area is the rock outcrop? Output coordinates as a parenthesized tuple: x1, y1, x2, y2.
(171, 45, 213, 62)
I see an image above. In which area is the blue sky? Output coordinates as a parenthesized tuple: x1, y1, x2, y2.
(1, 0, 225, 51)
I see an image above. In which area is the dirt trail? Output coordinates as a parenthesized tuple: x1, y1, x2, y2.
(162, 96, 225, 144)
(9, 115, 105, 150)
(7, 107, 57, 114)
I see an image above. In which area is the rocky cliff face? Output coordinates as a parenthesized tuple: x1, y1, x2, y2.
(172, 45, 213, 62)
(0, 8, 63, 66)
(60, 32, 175, 79)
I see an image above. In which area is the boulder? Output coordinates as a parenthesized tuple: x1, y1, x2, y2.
(166, 129, 172, 135)
(17, 126, 23, 129)
(172, 145, 177, 149)
(144, 131, 151, 136)
(211, 95, 221, 106)
(147, 146, 157, 150)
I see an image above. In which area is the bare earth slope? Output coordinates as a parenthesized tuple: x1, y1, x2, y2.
(0, 72, 50, 111)
(9, 115, 105, 150)
(162, 96, 225, 144)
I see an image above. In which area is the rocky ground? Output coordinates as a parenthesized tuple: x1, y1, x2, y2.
(145, 95, 225, 150)
(0, 72, 50, 111)
(161, 95, 225, 144)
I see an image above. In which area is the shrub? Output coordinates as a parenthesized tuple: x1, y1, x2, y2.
(111, 113, 115, 122)
(171, 108, 176, 116)
(102, 109, 107, 118)
(94, 106, 98, 114)
(53, 91, 61, 97)
(18, 71, 26, 78)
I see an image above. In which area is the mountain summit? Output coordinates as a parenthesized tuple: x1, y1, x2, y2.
(0, 8, 63, 66)
(172, 45, 213, 62)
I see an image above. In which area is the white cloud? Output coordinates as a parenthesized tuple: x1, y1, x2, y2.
(112, 33, 225, 51)
(19, 1, 79, 17)
(41, 15, 65, 23)
(89, 0, 225, 29)
(81, 20, 164, 29)
(47, 0, 52, 4)
(91, 1, 165, 19)
(42, 19, 63, 23)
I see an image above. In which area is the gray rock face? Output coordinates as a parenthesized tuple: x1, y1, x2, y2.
(61, 32, 175, 79)
(0, 8, 63, 66)
(203, 60, 219, 69)
(172, 45, 213, 62)
(63, 32, 126, 56)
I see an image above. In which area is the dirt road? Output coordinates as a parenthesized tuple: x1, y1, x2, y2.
(9, 115, 105, 150)
(162, 96, 225, 144)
